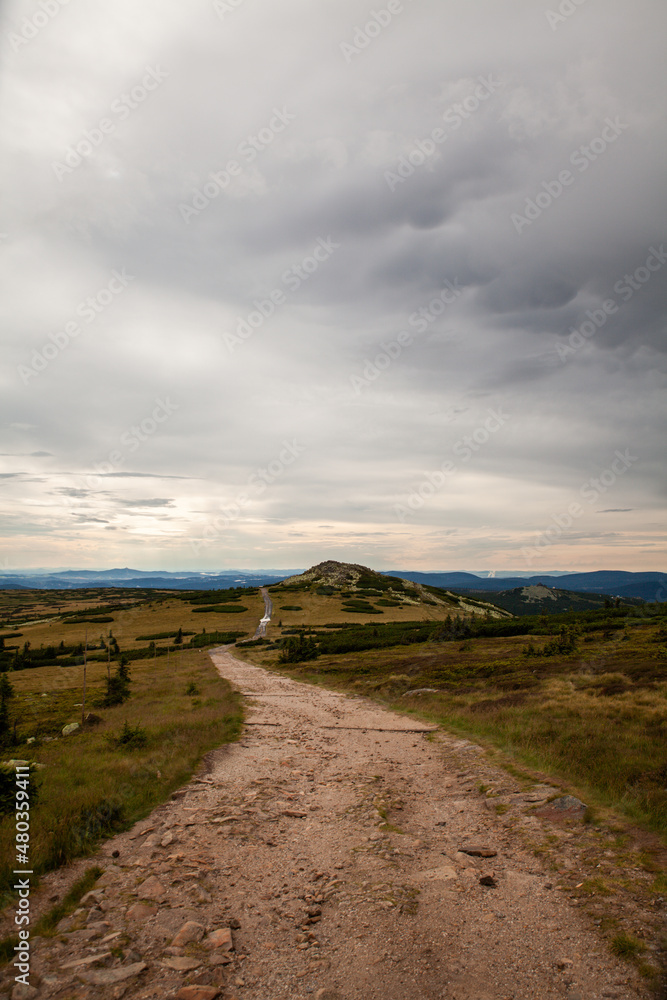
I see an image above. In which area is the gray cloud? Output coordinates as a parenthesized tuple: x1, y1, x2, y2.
(0, 0, 664, 572)
(121, 499, 175, 508)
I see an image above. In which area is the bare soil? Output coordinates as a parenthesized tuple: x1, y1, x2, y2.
(1, 645, 658, 1000)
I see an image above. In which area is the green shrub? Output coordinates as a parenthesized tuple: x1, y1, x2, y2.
(279, 634, 319, 663)
(191, 605, 248, 614)
(62, 616, 115, 624)
(106, 721, 148, 749)
(135, 630, 195, 641)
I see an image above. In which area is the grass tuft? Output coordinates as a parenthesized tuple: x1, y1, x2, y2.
(610, 930, 647, 959)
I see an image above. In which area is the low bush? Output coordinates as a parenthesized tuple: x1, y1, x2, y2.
(106, 721, 148, 749)
(191, 605, 248, 614)
(135, 630, 195, 641)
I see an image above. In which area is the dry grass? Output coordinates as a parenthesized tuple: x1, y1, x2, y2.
(2, 593, 264, 654)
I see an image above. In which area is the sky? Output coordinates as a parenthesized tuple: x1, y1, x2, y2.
(0, 0, 665, 574)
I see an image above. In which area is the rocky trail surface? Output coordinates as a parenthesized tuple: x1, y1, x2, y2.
(2, 646, 654, 1000)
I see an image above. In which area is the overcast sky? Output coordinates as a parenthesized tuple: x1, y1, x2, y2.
(1, 0, 665, 573)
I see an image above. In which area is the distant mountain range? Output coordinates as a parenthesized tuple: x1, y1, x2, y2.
(384, 571, 666, 602)
(0, 567, 663, 601)
(0, 568, 298, 591)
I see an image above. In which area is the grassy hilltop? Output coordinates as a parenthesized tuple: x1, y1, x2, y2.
(266, 559, 508, 627)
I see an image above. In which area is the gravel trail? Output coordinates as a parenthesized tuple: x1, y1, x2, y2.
(6, 645, 649, 1000)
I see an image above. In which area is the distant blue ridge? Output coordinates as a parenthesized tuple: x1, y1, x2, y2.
(0, 567, 664, 600)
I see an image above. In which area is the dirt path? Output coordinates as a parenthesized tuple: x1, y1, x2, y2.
(5, 646, 651, 1000)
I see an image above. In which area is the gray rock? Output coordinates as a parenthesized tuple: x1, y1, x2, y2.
(162, 956, 202, 971)
(78, 961, 147, 985)
(80, 890, 104, 906)
(552, 795, 586, 813)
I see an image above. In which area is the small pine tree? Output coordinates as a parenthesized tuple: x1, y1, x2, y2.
(103, 658, 131, 706)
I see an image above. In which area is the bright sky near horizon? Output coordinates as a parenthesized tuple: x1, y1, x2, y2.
(1, 0, 665, 573)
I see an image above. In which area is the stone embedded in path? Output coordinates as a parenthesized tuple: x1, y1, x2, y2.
(80, 890, 104, 906)
(535, 795, 588, 824)
(176, 987, 222, 1000)
(137, 875, 166, 899)
(460, 845, 498, 858)
(86, 920, 111, 933)
(205, 927, 233, 950)
(61, 951, 112, 969)
(126, 902, 158, 920)
(171, 920, 205, 947)
(479, 875, 497, 887)
(163, 956, 202, 971)
(78, 961, 147, 985)
(209, 951, 233, 965)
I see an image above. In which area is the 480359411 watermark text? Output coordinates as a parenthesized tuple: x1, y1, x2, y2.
(13, 763, 33, 990)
